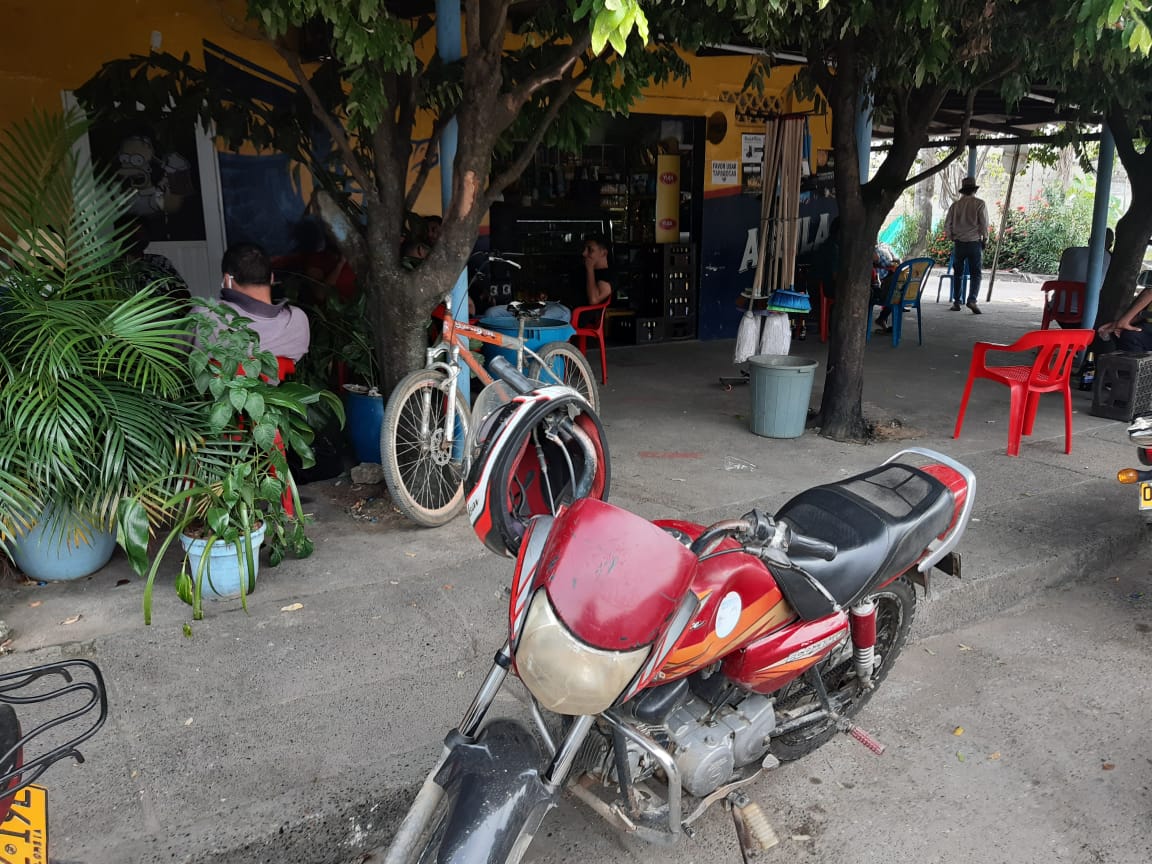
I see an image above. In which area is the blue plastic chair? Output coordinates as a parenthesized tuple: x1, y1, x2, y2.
(868, 257, 935, 347)
(935, 252, 969, 303)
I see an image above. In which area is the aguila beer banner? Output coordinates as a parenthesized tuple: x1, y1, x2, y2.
(655, 154, 681, 243)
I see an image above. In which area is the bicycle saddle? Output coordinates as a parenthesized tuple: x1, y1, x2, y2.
(506, 300, 546, 319)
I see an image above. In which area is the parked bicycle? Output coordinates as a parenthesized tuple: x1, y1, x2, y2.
(381, 278, 599, 527)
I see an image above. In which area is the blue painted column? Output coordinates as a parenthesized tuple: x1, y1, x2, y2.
(967, 145, 977, 179)
(437, 0, 470, 403)
(1082, 125, 1115, 328)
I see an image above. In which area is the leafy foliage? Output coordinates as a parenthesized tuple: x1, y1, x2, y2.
(77, 1, 732, 393)
(0, 110, 200, 551)
(994, 186, 1096, 273)
(123, 301, 344, 624)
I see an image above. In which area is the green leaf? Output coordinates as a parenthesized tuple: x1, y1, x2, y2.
(176, 568, 194, 606)
(209, 400, 235, 432)
(246, 391, 265, 423)
(205, 507, 229, 536)
(229, 387, 248, 413)
(115, 497, 151, 577)
(182, 622, 193, 637)
(253, 422, 278, 451)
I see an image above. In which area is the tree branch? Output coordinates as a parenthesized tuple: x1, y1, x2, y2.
(484, 75, 584, 210)
(502, 32, 591, 116)
(1108, 106, 1142, 169)
(465, 0, 482, 55)
(404, 114, 451, 213)
(901, 88, 977, 189)
(482, 0, 514, 57)
(268, 40, 375, 200)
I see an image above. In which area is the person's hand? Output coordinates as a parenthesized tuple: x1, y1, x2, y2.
(1116, 319, 1142, 332)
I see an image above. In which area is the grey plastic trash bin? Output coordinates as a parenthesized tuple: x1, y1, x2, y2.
(748, 355, 818, 438)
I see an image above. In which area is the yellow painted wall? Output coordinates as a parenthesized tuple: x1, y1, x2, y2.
(0, 2, 828, 218)
(0, 0, 279, 131)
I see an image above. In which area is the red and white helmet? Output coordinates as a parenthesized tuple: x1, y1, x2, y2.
(465, 383, 609, 557)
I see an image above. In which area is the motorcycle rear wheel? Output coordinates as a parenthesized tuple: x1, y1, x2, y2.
(770, 577, 916, 762)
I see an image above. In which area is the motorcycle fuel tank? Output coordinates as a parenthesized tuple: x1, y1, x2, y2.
(651, 519, 796, 684)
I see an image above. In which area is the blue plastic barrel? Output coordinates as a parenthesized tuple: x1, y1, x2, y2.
(479, 317, 575, 369)
(343, 386, 384, 464)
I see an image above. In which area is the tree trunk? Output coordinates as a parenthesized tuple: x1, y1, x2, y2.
(912, 172, 934, 256)
(821, 204, 887, 441)
(1096, 194, 1152, 325)
(815, 45, 872, 442)
(1094, 130, 1152, 327)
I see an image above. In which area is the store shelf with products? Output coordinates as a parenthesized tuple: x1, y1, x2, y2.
(605, 242, 697, 346)
(488, 115, 704, 343)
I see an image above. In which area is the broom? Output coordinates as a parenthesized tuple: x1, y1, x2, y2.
(734, 119, 776, 364)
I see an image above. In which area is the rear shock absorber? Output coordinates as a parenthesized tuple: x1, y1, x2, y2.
(850, 598, 877, 689)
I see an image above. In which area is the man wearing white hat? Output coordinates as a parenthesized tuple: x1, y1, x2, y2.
(944, 176, 989, 314)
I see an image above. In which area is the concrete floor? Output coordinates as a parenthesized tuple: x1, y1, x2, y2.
(1, 276, 1149, 863)
(501, 552, 1152, 864)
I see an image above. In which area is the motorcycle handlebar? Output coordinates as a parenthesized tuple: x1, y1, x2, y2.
(689, 511, 838, 563)
(788, 533, 838, 561)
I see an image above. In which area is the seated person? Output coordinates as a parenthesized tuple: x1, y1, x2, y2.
(1098, 282, 1152, 352)
(1057, 228, 1113, 283)
(581, 233, 613, 306)
(217, 242, 310, 362)
(871, 243, 901, 331)
(483, 233, 614, 325)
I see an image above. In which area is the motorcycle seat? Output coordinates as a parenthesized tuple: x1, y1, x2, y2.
(774, 463, 955, 620)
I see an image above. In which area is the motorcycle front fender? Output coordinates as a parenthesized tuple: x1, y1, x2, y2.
(433, 718, 558, 864)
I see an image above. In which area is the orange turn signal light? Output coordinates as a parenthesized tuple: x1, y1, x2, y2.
(1118, 468, 1140, 484)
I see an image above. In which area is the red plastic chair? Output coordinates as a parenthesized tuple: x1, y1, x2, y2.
(570, 297, 612, 384)
(1040, 280, 1087, 329)
(952, 329, 1094, 456)
(817, 280, 833, 343)
(233, 357, 297, 517)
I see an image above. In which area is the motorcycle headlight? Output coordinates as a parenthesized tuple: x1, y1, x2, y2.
(515, 590, 649, 715)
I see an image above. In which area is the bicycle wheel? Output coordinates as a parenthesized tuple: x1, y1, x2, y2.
(381, 370, 472, 527)
(527, 341, 600, 412)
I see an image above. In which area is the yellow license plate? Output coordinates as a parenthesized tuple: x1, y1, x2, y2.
(0, 784, 47, 860)
(1141, 482, 1152, 511)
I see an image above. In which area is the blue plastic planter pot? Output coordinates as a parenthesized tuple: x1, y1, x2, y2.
(748, 355, 819, 439)
(179, 523, 267, 601)
(478, 317, 576, 370)
(7, 508, 117, 582)
(343, 386, 384, 464)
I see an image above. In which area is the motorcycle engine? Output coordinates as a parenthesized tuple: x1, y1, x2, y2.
(663, 692, 776, 798)
(578, 679, 777, 801)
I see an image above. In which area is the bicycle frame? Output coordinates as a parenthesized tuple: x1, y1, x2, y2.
(427, 291, 563, 450)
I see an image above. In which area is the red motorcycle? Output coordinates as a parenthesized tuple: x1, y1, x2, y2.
(381, 359, 974, 864)
(1117, 413, 1152, 520)
(0, 659, 107, 858)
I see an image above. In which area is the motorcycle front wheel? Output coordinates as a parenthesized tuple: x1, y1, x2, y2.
(770, 576, 916, 762)
(403, 802, 536, 864)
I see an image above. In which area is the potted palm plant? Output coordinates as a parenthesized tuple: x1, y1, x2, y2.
(121, 301, 344, 622)
(0, 110, 200, 582)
